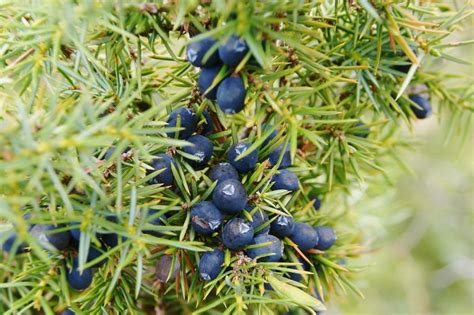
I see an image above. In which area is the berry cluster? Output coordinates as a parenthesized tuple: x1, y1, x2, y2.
(1, 215, 123, 292)
(0, 31, 435, 314)
(148, 110, 337, 283)
(187, 35, 249, 114)
(193, 144, 337, 281)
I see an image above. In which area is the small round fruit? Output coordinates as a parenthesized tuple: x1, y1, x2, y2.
(270, 215, 295, 238)
(311, 196, 322, 211)
(143, 209, 167, 237)
(271, 169, 299, 191)
(1, 233, 26, 254)
(227, 142, 258, 173)
(246, 234, 283, 262)
(314, 226, 337, 250)
(267, 144, 291, 169)
(186, 37, 219, 68)
(87, 246, 106, 267)
(198, 65, 222, 100)
(216, 77, 246, 114)
(289, 222, 319, 251)
(69, 224, 81, 241)
(87, 246, 107, 268)
(409, 94, 432, 119)
(391, 48, 416, 74)
(200, 110, 213, 136)
(29, 224, 50, 248)
(208, 162, 240, 182)
(149, 154, 175, 186)
(97, 215, 126, 248)
(222, 218, 254, 250)
(199, 248, 225, 281)
(45, 224, 70, 250)
(183, 135, 213, 168)
(393, 62, 411, 74)
(212, 178, 247, 214)
(244, 207, 270, 235)
(67, 257, 94, 291)
(190, 201, 223, 235)
(218, 35, 249, 67)
(100, 233, 119, 248)
(354, 122, 370, 138)
(288, 259, 307, 282)
(261, 124, 278, 148)
(156, 254, 180, 283)
(166, 108, 196, 139)
(61, 308, 75, 315)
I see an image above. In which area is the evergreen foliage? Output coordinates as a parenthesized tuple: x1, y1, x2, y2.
(0, 1, 472, 314)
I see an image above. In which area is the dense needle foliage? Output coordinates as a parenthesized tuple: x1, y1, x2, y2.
(0, 1, 472, 314)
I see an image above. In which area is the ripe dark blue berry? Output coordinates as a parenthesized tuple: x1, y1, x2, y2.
(244, 207, 270, 235)
(199, 248, 224, 281)
(311, 196, 322, 211)
(156, 254, 180, 283)
(186, 37, 219, 68)
(198, 65, 222, 100)
(289, 222, 319, 251)
(262, 124, 278, 148)
(1, 233, 26, 254)
(271, 169, 299, 191)
(166, 108, 196, 139)
(208, 162, 239, 182)
(87, 246, 107, 268)
(216, 77, 246, 114)
(222, 218, 254, 250)
(212, 178, 247, 214)
(97, 215, 125, 248)
(314, 226, 337, 250)
(143, 209, 167, 237)
(149, 154, 175, 186)
(67, 257, 93, 290)
(70, 224, 81, 241)
(393, 62, 411, 74)
(183, 135, 213, 168)
(270, 215, 295, 238)
(218, 35, 249, 67)
(190, 201, 223, 235)
(61, 308, 75, 315)
(354, 122, 370, 138)
(268, 144, 291, 169)
(391, 49, 416, 74)
(288, 259, 307, 282)
(409, 94, 432, 119)
(246, 234, 283, 262)
(100, 233, 121, 248)
(200, 110, 213, 136)
(227, 142, 258, 173)
(44, 224, 70, 250)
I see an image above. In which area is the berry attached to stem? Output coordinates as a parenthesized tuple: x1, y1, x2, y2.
(212, 178, 247, 214)
(199, 248, 225, 281)
(222, 218, 254, 250)
(190, 201, 223, 235)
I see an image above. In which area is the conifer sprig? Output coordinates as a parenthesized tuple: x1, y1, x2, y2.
(0, 1, 472, 314)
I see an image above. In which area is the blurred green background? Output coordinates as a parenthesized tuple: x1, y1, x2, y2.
(332, 8, 474, 314)
(334, 119, 474, 315)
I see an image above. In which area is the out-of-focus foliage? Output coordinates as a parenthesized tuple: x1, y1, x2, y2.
(333, 11, 474, 313)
